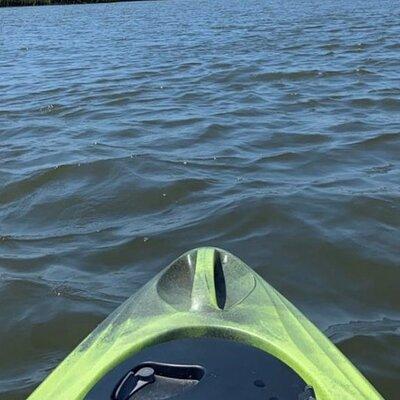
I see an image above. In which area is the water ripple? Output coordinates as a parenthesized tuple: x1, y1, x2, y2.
(1, 0, 399, 398)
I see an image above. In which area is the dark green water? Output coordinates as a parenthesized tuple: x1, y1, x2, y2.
(0, 0, 399, 398)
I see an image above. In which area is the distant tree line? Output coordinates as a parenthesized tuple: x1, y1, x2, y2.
(0, 0, 139, 6)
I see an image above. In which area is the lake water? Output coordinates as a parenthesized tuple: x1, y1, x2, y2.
(0, 0, 399, 398)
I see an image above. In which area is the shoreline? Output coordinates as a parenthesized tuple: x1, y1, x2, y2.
(0, 0, 140, 7)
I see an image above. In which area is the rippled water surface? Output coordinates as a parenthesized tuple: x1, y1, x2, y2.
(1, 0, 399, 398)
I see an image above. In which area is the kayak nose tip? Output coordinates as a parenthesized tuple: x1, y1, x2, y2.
(157, 247, 256, 312)
(190, 247, 227, 311)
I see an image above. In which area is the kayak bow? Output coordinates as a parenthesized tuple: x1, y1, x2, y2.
(28, 247, 383, 400)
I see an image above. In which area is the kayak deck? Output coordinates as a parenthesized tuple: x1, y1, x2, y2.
(28, 247, 383, 400)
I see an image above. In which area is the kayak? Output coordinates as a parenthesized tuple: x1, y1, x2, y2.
(28, 247, 383, 400)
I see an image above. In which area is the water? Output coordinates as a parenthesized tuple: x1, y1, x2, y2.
(0, 0, 399, 398)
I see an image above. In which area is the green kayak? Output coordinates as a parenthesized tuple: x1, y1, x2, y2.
(28, 247, 383, 400)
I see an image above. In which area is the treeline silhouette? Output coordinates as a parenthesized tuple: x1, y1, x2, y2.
(0, 0, 138, 6)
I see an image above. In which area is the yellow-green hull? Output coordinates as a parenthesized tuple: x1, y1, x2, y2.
(28, 247, 383, 400)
